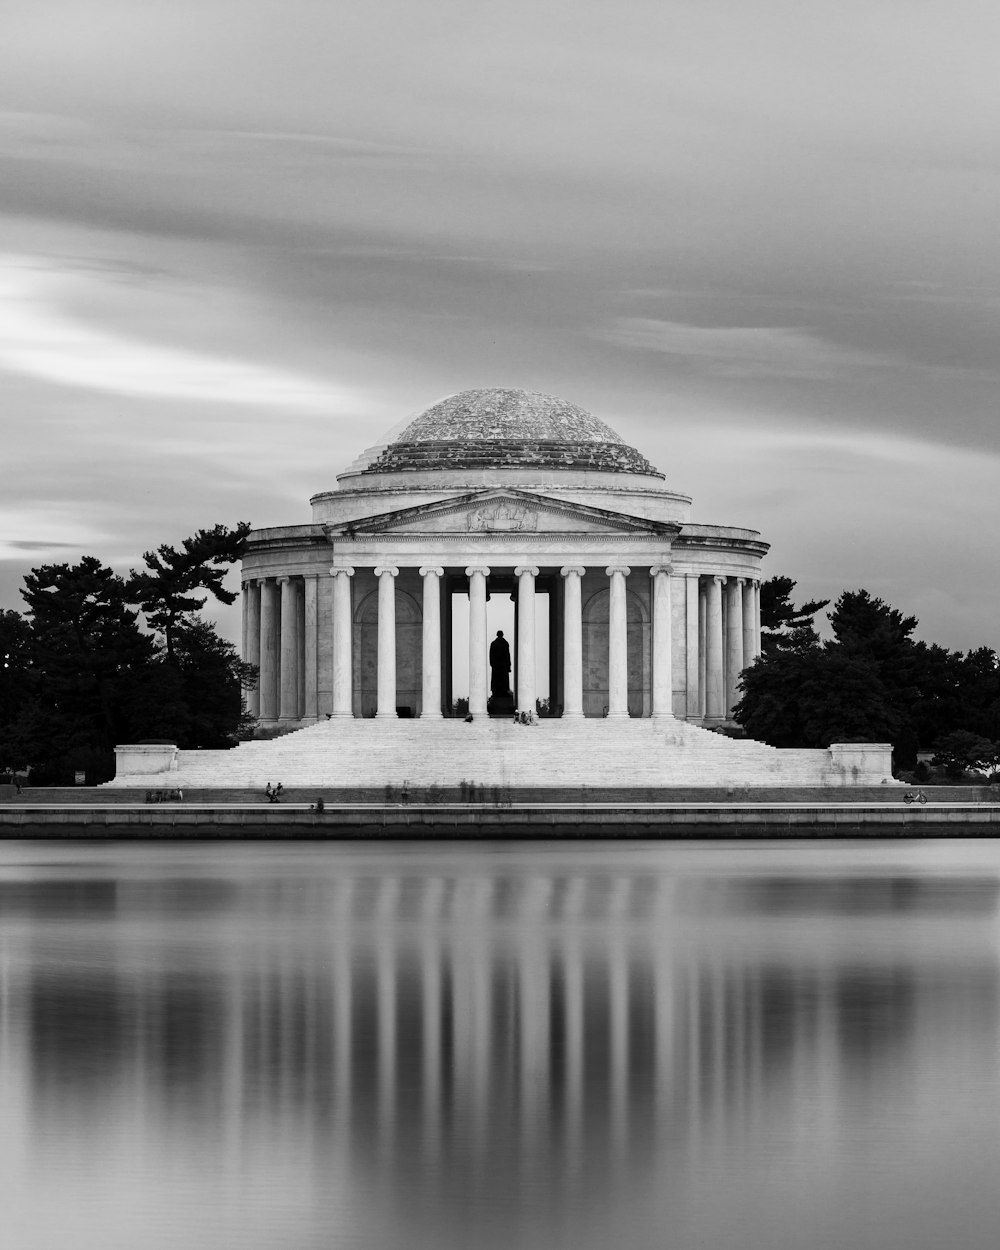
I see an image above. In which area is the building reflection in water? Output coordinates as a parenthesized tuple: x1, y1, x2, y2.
(2, 846, 1000, 1249)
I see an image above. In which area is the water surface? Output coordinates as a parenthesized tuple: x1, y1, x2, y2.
(2, 838, 1000, 1249)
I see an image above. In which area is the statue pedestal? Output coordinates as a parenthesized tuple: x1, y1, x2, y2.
(487, 692, 515, 718)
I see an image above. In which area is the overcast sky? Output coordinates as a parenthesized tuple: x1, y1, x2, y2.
(3, 0, 998, 651)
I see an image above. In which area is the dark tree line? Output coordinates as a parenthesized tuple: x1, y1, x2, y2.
(0, 524, 254, 784)
(736, 578, 1000, 777)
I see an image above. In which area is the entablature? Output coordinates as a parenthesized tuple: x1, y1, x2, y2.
(322, 488, 681, 541)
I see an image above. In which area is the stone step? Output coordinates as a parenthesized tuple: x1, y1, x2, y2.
(110, 717, 840, 790)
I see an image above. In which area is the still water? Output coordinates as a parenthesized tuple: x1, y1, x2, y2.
(3, 839, 1000, 1250)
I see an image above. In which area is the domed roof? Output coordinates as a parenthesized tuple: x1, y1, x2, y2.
(360, 388, 663, 477)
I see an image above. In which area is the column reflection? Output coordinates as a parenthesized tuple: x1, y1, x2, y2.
(1, 856, 999, 1226)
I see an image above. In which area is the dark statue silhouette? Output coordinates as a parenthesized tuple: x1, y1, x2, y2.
(489, 630, 511, 697)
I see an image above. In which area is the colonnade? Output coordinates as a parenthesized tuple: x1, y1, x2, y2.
(242, 566, 762, 723)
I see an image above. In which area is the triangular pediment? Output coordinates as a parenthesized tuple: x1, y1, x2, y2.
(324, 490, 679, 538)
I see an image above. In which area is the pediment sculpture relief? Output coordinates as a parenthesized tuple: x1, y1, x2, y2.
(466, 502, 539, 533)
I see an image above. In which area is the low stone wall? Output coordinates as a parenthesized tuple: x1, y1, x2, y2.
(823, 744, 894, 785)
(1, 802, 998, 838)
(113, 744, 179, 777)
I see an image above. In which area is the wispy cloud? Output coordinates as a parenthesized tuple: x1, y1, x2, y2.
(0, 255, 366, 410)
(604, 317, 899, 380)
(5, 540, 83, 551)
(0, 504, 109, 562)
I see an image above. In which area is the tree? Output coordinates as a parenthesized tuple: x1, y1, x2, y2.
(125, 524, 255, 750)
(829, 588, 917, 658)
(931, 731, 1000, 780)
(735, 581, 998, 773)
(2, 525, 254, 784)
(0, 609, 32, 729)
(734, 647, 902, 749)
(759, 576, 829, 655)
(954, 647, 1000, 741)
(165, 618, 256, 748)
(126, 523, 251, 658)
(21, 557, 157, 758)
(827, 590, 925, 767)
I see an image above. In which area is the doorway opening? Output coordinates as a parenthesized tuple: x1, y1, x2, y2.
(447, 573, 552, 715)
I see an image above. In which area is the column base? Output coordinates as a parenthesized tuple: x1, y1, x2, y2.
(606, 711, 630, 720)
(561, 711, 584, 720)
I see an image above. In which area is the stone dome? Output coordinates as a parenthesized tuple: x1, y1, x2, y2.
(359, 388, 663, 478)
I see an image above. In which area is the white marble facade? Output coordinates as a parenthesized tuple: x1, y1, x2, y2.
(241, 390, 767, 728)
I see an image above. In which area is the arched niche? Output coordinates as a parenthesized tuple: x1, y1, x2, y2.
(581, 587, 650, 718)
(354, 586, 423, 718)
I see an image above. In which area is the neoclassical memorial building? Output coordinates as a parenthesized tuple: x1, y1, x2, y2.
(112, 389, 891, 788)
(243, 388, 763, 726)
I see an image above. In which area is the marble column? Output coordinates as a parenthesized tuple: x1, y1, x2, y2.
(303, 574, 319, 721)
(244, 580, 261, 719)
(650, 564, 674, 719)
(278, 576, 301, 722)
(331, 568, 355, 718)
(725, 577, 744, 716)
(705, 576, 725, 721)
(466, 566, 490, 718)
(259, 577, 280, 721)
(515, 565, 539, 713)
(375, 566, 399, 718)
(560, 566, 585, 719)
(606, 565, 631, 719)
(753, 580, 762, 660)
(741, 578, 756, 670)
(241, 582, 250, 671)
(698, 579, 708, 719)
(419, 566, 444, 718)
(685, 574, 699, 721)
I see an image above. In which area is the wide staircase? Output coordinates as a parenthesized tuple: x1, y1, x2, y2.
(117, 717, 835, 790)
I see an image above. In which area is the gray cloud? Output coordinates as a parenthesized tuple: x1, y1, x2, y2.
(4, 541, 83, 551)
(603, 318, 904, 380)
(1, 2, 998, 651)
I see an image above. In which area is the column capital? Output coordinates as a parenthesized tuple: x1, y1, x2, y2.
(465, 565, 491, 578)
(329, 565, 355, 578)
(712, 574, 726, 585)
(302, 571, 320, 581)
(514, 564, 540, 578)
(419, 565, 444, 578)
(276, 575, 292, 585)
(374, 565, 399, 578)
(650, 564, 674, 577)
(560, 565, 586, 578)
(605, 564, 631, 578)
